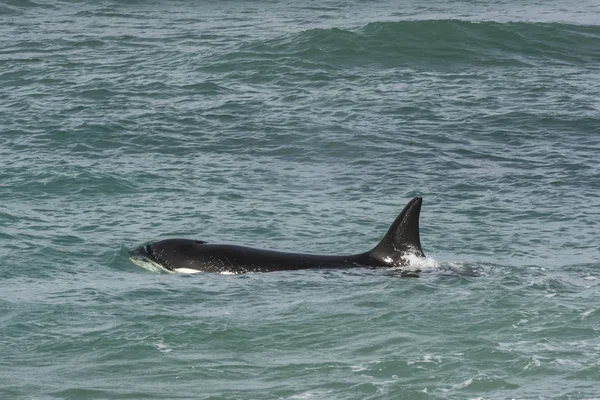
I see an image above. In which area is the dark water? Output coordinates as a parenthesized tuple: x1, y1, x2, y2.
(1, 0, 600, 398)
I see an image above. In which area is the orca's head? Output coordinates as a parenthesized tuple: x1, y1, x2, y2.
(129, 239, 207, 273)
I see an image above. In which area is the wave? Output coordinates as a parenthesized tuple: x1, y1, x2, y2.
(244, 19, 600, 67)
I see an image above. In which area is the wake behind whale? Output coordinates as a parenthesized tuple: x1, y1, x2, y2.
(130, 196, 426, 274)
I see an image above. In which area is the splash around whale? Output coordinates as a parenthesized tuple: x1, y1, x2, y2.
(129, 196, 426, 274)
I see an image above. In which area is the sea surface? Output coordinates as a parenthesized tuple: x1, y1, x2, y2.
(1, 0, 600, 399)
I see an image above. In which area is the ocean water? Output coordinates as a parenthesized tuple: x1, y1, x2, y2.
(1, 0, 600, 398)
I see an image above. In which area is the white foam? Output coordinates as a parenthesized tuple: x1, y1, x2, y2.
(407, 354, 442, 365)
(154, 342, 172, 353)
(288, 389, 332, 399)
(394, 253, 440, 272)
(453, 377, 474, 389)
(129, 256, 173, 274)
(411, 254, 440, 270)
(350, 364, 369, 372)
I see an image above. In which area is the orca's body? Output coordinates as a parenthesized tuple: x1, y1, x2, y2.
(130, 196, 425, 274)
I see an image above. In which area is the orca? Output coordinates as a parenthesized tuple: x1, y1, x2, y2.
(129, 196, 425, 274)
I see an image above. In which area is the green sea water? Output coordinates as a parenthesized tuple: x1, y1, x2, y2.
(1, 0, 600, 399)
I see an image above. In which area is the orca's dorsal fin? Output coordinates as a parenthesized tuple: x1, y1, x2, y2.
(368, 196, 424, 264)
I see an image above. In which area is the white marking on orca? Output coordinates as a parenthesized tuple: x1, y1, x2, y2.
(173, 268, 201, 274)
